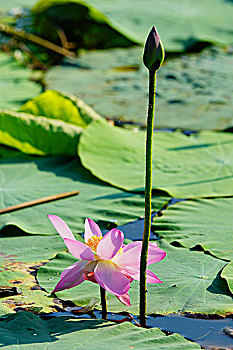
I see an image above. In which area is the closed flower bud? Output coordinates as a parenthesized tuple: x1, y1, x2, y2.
(143, 26, 164, 71)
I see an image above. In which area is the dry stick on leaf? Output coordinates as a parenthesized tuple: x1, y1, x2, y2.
(0, 23, 75, 58)
(140, 26, 165, 327)
(0, 190, 79, 215)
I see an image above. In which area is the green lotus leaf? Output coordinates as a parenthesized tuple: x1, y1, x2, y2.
(46, 46, 233, 130)
(153, 197, 233, 261)
(0, 311, 201, 349)
(19, 90, 102, 128)
(33, 0, 233, 52)
(0, 0, 38, 11)
(0, 110, 81, 156)
(221, 261, 233, 294)
(32, 0, 135, 50)
(0, 53, 41, 110)
(0, 90, 103, 156)
(38, 241, 233, 315)
(0, 234, 83, 315)
(78, 119, 233, 198)
(0, 153, 167, 235)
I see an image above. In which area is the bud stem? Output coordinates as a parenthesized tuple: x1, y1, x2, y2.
(140, 69, 156, 327)
(100, 286, 107, 320)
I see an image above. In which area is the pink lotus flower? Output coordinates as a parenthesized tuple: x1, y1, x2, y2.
(47, 215, 166, 306)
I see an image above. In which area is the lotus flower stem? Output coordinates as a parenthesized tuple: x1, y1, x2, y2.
(140, 70, 156, 327)
(100, 286, 107, 319)
(140, 26, 164, 327)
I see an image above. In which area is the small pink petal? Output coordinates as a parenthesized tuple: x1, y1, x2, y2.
(85, 219, 102, 242)
(147, 243, 166, 265)
(115, 241, 166, 267)
(114, 244, 142, 267)
(52, 260, 87, 293)
(47, 215, 75, 240)
(97, 228, 124, 260)
(122, 241, 141, 253)
(145, 268, 163, 283)
(116, 266, 134, 283)
(115, 292, 131, 307)
(61, 261, 80, 279)
(64, 238, 94, 260)
(120, 266, 162, 283)
(94, 261, 130, 296)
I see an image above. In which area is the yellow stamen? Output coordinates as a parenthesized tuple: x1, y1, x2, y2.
(86, 235, 102, 253)
(86, 235, 123, 260)
(118, 248, 123, 255)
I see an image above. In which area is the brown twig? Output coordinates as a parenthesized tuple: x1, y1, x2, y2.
(0, 23, 76, 58)
(18, 42, 47, 70)
(56, 26, 76, 50)
(0, 190, 79, 215)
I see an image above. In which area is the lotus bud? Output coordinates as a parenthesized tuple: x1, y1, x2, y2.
(143, 26, 164, 71)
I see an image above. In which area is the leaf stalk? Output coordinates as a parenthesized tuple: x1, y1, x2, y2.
(100, 286, 107, 320)
(140, 70, 156, 327)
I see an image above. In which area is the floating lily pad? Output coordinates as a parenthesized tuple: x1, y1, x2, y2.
(0, 311, 201, 349)
(32, 0, 135, 50)
(33, 0, 233, 52)
(0, 289, 57, 315)
(0, 260, 55, 315)
(90, 0, 233, 51)
(19, 90, 102, 128)
(0, 0, 38, 11)
(0, 234, 82, 315)
(38, 241, 232, 315)
(46, 47, 233, 130)
(79, 119, 233, 198)
(0, 234, 73, 263)
(221, 261, 233, 294)
(0, 53, 41, 110)
(0, 110, 81, 156)
(0, 153, 167, 235)
(153, 198, 233, 261)
(0, 90, 103, 156)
